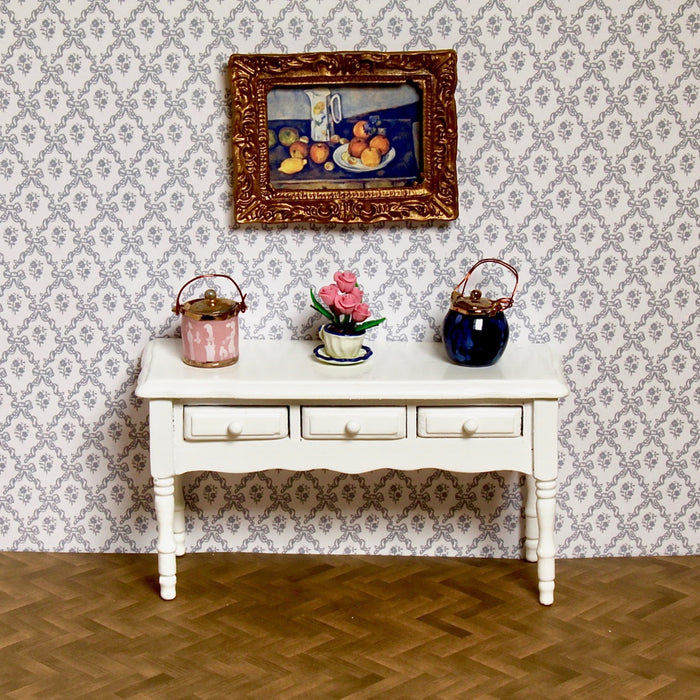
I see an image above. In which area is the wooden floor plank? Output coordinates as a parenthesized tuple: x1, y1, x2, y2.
(0, 552, 698, 699)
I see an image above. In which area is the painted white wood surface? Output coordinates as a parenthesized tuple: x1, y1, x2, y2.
(137, 339, 568, 400)
(136, 339, 568, 604)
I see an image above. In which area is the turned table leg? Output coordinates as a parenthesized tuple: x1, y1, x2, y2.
(173, 474, 186, 557)
(535, 477, 557, 605)
(524, 474, 539, 563)
(154, 476, 177, 600)
(148, 399, 180, 600)
(532, 399, 559, 605)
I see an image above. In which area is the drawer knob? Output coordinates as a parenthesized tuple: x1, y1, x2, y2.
(345, 420, 361, 437)
(462, 419, 479, 435)
(227, 421, 244, 437)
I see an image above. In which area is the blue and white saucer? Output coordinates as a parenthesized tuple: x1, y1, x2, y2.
(313, 344, 373, 365)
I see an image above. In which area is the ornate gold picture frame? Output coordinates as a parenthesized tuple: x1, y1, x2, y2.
(229, 51, 459, 225)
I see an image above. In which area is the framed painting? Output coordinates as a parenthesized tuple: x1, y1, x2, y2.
(228, 51, 459, 225)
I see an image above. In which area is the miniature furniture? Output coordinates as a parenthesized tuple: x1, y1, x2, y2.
(136, 339, 568, 604)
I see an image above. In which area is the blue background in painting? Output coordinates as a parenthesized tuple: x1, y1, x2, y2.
(269, 101, 421, 186)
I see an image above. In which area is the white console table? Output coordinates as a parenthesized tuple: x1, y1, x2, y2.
(136, 338, 568, 604)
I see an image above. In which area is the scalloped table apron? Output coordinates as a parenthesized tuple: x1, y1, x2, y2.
(136, 339, 568, 605)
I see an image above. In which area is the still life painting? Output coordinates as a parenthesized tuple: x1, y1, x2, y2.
(268, 83, 422, 191)
(229, 51, 459, 225)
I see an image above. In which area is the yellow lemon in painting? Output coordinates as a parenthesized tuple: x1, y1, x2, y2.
(360, 146, 382, 168)
(279, 157, 306, 174)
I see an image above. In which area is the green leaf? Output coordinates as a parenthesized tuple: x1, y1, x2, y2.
(354, 317, 386, 333)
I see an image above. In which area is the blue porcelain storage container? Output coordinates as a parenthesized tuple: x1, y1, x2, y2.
(442, 259, 518, 367)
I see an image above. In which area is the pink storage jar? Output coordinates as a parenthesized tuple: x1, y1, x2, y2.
(172, 274, 247, 368)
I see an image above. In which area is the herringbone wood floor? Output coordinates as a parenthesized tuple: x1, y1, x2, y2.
(0, 552, 697, 699)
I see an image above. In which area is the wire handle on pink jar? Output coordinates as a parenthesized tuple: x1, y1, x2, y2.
(173, 273, 247, 315)
(453, 258, 518, 313)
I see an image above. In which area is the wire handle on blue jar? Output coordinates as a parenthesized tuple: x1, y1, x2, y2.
(452, 258, 518, 315)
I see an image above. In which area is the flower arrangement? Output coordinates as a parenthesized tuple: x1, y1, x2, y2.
(310, 270, 385, 334)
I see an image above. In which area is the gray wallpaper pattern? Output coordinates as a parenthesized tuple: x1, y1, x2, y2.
(0, 1, 697, 558)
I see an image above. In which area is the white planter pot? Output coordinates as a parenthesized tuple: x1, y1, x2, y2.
(319, 324, 366, 359)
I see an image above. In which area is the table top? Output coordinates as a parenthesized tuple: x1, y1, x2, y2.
(136, 338, 568, 401)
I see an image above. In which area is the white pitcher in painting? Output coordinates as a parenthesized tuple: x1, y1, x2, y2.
(304, 88, 342, 142)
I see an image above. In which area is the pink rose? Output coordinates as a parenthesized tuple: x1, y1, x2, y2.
(318, 284, 340, 307)
(351, 303, 371, 323)
(334, 288, 363, 314)
(349, 287, 363, 302)
(333, 270, 357, 293)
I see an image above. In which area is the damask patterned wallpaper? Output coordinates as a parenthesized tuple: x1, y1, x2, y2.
(0, 1, 697, 558)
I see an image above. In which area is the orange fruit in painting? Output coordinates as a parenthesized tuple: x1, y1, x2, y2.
(348, 137, 368, 157)
(289, 140, 309, 159)
(353, 120, 373, 138)
(360, 146, 382, 168)
(369, 134, 390, 156)
(309, 142, 330, 164)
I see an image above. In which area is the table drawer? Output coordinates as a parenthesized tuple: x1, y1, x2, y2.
(417, 406, 522, 438)
(302, 406, 406, 440)
(184, 406, 288, 441)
